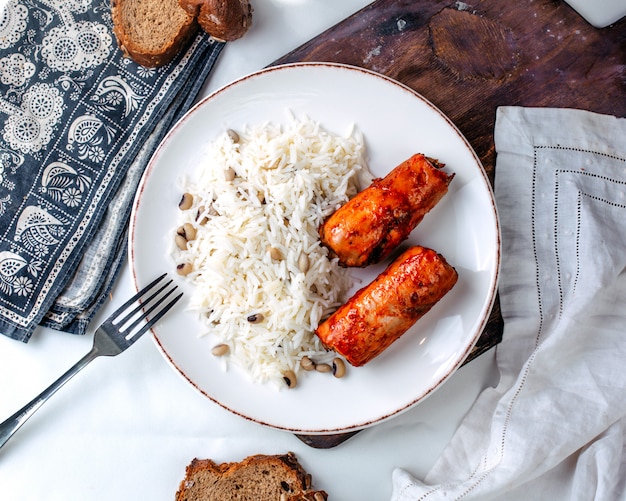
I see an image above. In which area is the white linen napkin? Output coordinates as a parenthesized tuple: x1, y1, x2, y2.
(391, 106, 626, 500)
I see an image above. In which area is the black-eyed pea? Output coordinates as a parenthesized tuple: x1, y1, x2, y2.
(298, 252, 310, 273)
(226, 129, 240, 143)
(224, 167, 236, 181)
(211, 344, 229, 356)
(246, 313, 264, 324)
(176, 263, 192, 276)
(301, 356, 315, 371)
(267, 246, 283, 260)
(196, 206, 209, 225)
(175, 234, 188, 251)
(315, 363, 332, 374)
(178, 193, 193, 210)
(182, 222, 196, 241)
(283, 370, 297, 389)
(332, 358, 346, 378)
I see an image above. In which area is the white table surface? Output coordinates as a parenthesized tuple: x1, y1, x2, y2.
(0, 1, 499, 499)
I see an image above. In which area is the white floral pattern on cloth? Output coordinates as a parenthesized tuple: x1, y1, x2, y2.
(41, 21, 112, 71)
(2, 82, 65, 154)
(0, 0, 224, 341)
(0, 53, 36, 86)
(0, 0, 28, 50)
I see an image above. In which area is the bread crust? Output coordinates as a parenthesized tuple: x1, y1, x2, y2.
(179, 0, 252, 41)
(175, 452, 328, 500)
(110, 0, 198, 67)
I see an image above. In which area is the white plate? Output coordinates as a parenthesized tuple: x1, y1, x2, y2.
(129, 62, 500, 434)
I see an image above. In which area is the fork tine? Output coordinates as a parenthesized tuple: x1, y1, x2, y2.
(130, 291, 183, 339)
(111, 273, 168, 322)
(115, 278, 173, 328)
(122, 284, 180, 336)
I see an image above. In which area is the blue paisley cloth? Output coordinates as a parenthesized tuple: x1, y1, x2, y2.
(0, 0, 224, 342)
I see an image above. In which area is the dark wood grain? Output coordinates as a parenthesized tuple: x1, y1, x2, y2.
(278, 0, 626, 448)
(275, 0, 626, 184)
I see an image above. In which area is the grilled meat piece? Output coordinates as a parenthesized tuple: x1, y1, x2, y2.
(315, 246, 458, 367)
(319, 154, 454, 267)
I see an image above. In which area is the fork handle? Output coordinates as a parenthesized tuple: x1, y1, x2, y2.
(0, 347, 100, 450)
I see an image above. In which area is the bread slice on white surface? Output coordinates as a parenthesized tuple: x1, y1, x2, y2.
(175, 452, 328, 500)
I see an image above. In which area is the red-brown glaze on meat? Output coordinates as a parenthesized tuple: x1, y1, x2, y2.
(319, 154, 454, 267)
(315, 246, 458, 367)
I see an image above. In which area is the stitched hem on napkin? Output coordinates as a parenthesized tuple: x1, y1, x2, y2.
(391, 106, 626, 500)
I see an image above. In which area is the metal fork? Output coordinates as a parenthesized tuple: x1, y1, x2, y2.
(0, 273, 182, 450)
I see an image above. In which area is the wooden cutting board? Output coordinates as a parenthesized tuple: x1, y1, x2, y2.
(273, 0, 626, 448)
(276, 0, 626, 183)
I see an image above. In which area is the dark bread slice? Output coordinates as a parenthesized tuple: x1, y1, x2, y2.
(175, 452, 328, 500)
(178, 0, 252, 42)
(111, 0, 198, 67)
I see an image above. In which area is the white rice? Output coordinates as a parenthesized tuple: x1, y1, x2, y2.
(173, 114, 370, 387)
